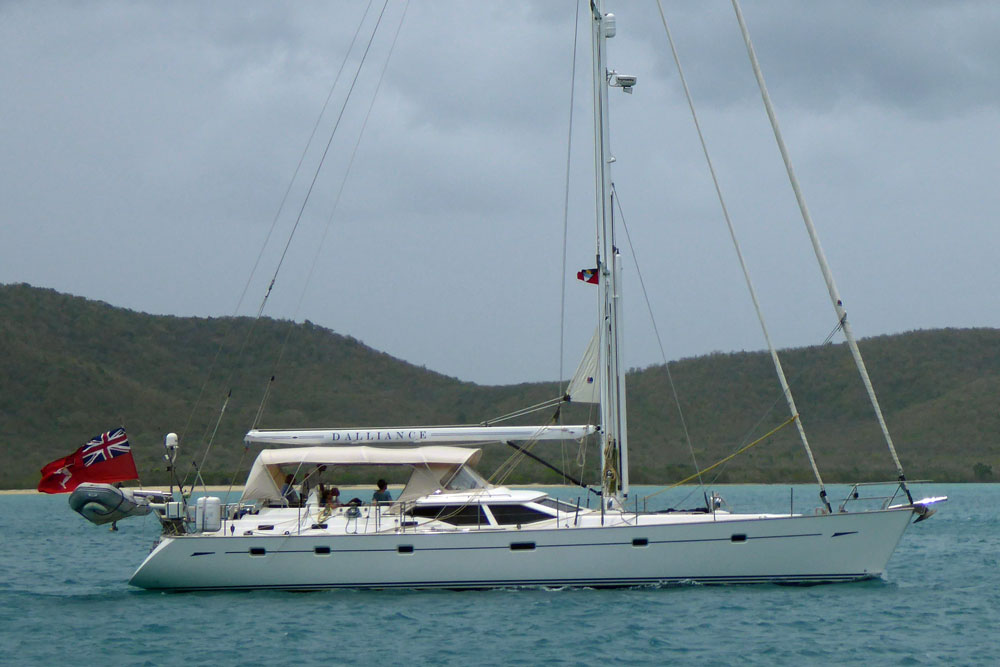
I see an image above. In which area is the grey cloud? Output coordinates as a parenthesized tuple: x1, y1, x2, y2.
(1, 1, 997, 384)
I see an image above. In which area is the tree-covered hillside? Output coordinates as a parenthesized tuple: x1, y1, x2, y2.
(1, 283, 997, 489)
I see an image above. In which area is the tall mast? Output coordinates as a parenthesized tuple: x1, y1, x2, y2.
(591, 1, 628, 506)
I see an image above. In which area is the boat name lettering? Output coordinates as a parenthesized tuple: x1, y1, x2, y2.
(329, 430, 429, 442)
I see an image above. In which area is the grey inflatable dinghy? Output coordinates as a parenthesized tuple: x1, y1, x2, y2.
(68, 483, 169, 525)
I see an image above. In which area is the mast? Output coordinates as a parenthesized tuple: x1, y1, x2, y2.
(591, 1, 628, 506)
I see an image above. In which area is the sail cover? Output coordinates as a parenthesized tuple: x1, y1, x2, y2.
(244, 424, 594, 447)
(566, 328, 600, 404)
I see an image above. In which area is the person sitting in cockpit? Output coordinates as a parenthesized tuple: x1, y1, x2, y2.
(299, 465, 326, 504)
(280, 474, 299, 506)
(323, 486, 342, 509)
(372, 478, 392, 503)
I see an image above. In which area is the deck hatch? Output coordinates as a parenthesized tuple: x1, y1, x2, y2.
(488, 504, 551, 526)
(407, 504, 487, 526)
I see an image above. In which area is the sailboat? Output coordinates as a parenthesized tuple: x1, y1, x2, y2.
(77, 2, 945, 590)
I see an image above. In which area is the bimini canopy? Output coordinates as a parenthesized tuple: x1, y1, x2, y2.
(240, 445, 482, 503)
(244, 424, 594, 447)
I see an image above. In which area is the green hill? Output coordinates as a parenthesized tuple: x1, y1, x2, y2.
(2, 283, 997, 489)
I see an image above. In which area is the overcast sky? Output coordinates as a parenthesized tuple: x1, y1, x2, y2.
(3, 1, 998, 386)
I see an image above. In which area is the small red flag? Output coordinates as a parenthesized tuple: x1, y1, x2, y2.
(576, 268, 599, 285)
(37, 428, 139, 493)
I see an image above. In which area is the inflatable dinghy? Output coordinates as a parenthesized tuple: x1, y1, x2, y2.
(68, 483, 170, 525)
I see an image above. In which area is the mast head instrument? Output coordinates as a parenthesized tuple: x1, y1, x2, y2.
(602, 12, 616, 37)
(609, 72, 636, 93)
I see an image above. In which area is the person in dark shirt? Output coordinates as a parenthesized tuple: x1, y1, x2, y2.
(372, 479, 392, 503)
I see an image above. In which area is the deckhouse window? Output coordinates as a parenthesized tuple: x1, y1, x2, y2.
(441, 465, 487, 491)
(408, 504, 488, 526)
(487, 504, 551, 525)
(536, 498, 578, 514)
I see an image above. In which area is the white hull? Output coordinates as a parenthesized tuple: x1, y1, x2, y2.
(130, 507, 915, 591)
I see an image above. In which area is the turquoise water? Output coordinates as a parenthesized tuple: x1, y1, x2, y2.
(2, 484, 997, 665)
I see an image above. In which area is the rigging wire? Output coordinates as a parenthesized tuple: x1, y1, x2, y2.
(504, 441, 598, 494)
(610, 185, 704, 494)
(654, 0, 830, 511)
(483, 397, 568, 425)
(224, 439, 252, 507)
(238, 0, 378, 323)
(489, 435, 541, 486)
(644, 414, 799, 501)
(487, 422, 577, 489)
(649, 314, 849, 507)
(176, 0, 375, 467)
(181, 2, 390, 489)
(558, 0, 583, 397)
(730, 0, 910, 503)
(491, 436, 571, 489)
(615, 179, 840, 509)
(255, 0, 393, 322)
(187, 390, 231, 496)
(252, 0, 408, 428)
(558, 0, 584, 489)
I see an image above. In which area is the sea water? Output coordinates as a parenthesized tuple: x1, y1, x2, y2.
(1, 484, 997, 666)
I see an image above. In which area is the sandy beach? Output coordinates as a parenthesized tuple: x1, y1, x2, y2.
(0, 483, 423, 496)
(0, 486, 243, 496)
(3, 482, 562, 496)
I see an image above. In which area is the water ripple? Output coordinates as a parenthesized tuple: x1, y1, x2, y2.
(3, 484, 998, 665)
